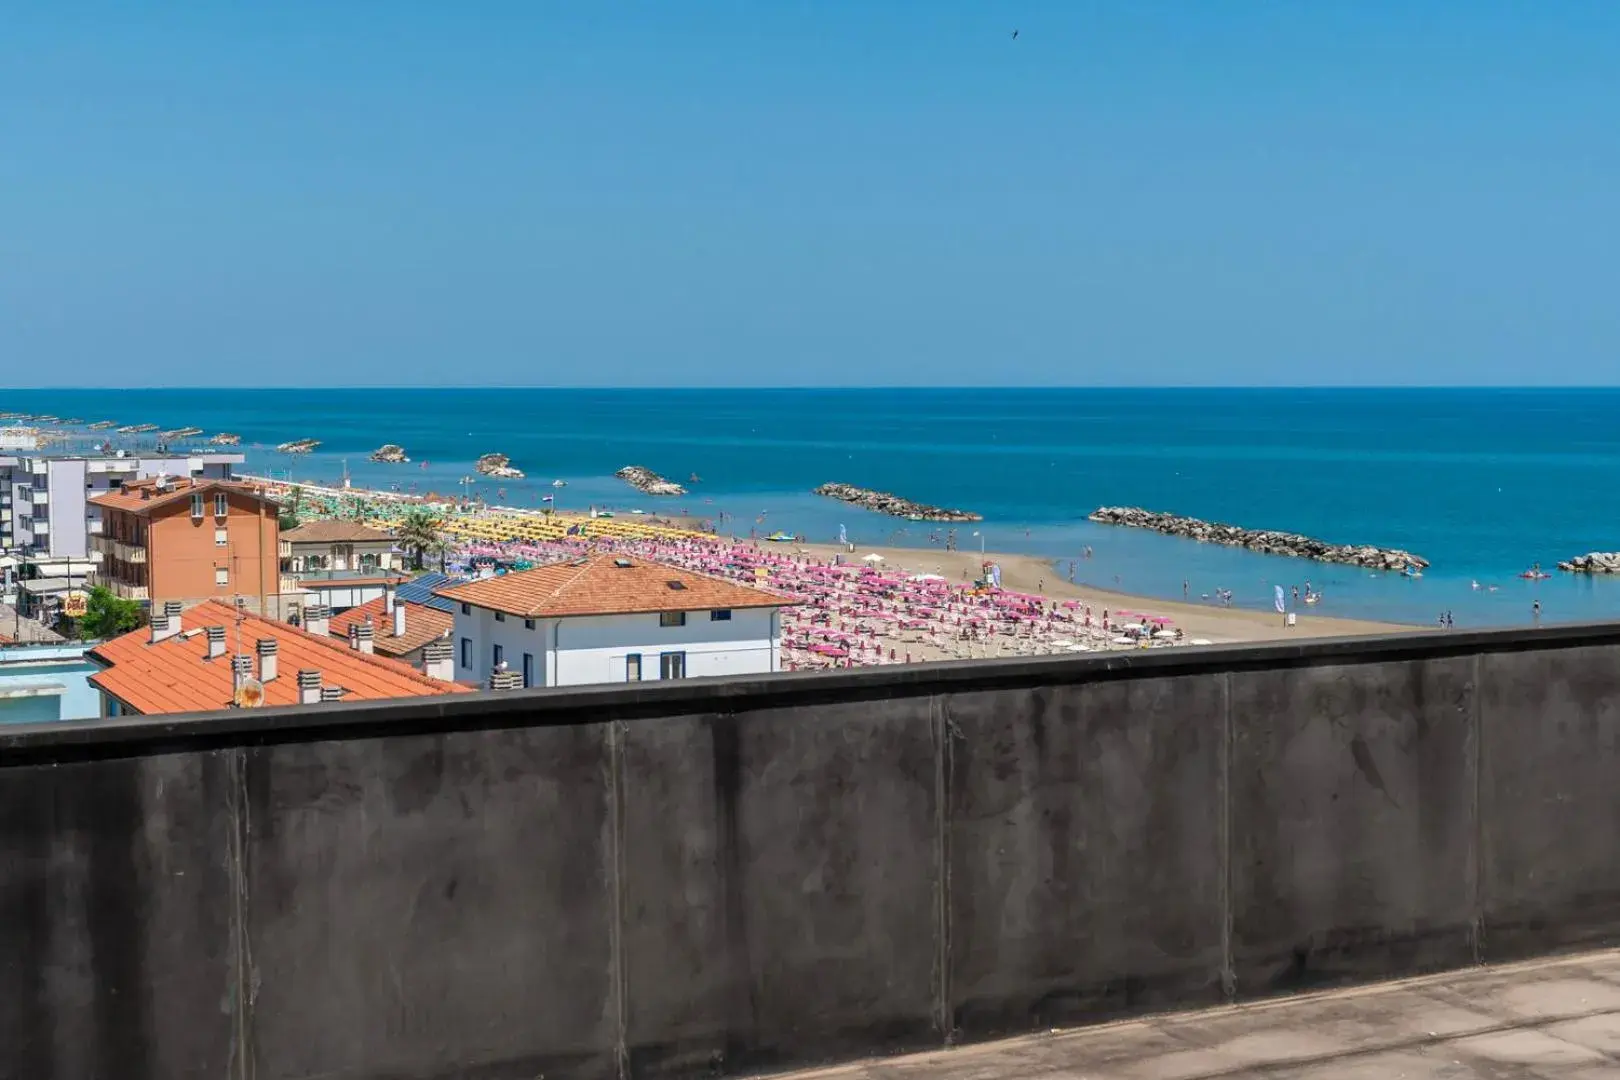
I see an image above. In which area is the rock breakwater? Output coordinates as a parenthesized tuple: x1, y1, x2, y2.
(616, 466, 686, 496)
(277, 438, 321, 454)
(1559, 552, 1620, 573)
(370, 443, 410, 463)
(814, 483, 982, 522)
(1088, 506, 1429, 570)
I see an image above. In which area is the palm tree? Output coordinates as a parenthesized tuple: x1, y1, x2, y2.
(395, 506, 448, 570)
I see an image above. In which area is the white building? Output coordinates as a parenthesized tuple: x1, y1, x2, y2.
(0, 450, 245, 558)
(435, 555, 792, 688)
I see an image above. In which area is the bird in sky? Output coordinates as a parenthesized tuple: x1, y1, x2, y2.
(1012, 29, 1019, 40)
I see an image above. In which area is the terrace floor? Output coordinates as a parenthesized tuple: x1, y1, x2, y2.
(793, 949, 1620, 1079)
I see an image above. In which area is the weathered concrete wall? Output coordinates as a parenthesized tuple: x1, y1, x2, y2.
(4, 622, 1620, 1080)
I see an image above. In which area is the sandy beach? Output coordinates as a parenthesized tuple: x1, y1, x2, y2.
(793, 542, 1414, 643)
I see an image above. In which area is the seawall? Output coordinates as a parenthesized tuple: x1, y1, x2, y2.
(4, 622, 1620, 1078)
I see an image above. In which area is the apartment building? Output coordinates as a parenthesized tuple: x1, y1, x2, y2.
(435, 554, 791, 688)
(89, 476, 281, 611)
(0, 450, 244, 557)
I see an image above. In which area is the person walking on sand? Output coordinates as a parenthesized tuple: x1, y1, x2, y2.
(1183, 579, 1189, 598)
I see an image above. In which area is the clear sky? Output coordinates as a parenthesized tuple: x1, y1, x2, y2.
(5, 2, 1619, 387)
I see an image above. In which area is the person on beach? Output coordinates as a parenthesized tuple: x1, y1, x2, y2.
(1183, 579, 1189, 598)
(1533, 599, 1542, 624)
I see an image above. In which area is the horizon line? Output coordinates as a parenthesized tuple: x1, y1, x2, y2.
(8, 385, 1620, 393)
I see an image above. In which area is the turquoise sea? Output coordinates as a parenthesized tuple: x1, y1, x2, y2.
(6, 387, 1619, 628)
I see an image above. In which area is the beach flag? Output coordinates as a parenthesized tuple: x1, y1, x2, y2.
(1274, 585, 1286, 613)
(541, 495, 554, 503)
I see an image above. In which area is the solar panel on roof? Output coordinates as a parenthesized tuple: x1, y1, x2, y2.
(396, 572, 466, 613)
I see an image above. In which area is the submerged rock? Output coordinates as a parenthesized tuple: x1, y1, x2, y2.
(277, 438, 321, 454)
(813, 483, 982, 523)
(1088, 506, 1429, 570)
(370, 443, 410, 463)
(1559, 552, 1620, 573)
(616, 466, 686, 496)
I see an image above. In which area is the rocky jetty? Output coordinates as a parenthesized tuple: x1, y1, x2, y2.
(476, 452, 525, 479)
(616, 466, 686, 496)
(1559, 552, 1620, 574)
(813, 483, 983, 523)
(1088, 507, 1428, 570)
(88, 420, 118, 430)
(370, 443, 410, 464)
(162, 426, 204, 439)
(276, 438, 321, 454)
(118, 423, 159, 434)
(210, 432, 241, 445)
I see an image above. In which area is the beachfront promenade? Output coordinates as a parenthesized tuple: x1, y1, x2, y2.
(5, 619, 1620, 1077)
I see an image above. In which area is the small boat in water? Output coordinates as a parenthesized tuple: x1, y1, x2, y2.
(552, 479, 567, 487)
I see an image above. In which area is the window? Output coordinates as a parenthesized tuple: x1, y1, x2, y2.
(215, 528, 228, 547)
(214, 493, 228, 517)
(214, 566, 229, 587)
(524, 618, 536, 630)
(191, 493, 204, 518)
(460, 637, 471, 669)
(522, 653, 534, 688)
(461, 602, 470, 615)
(626, 654, 642, 682)
(493, 643, 504, 669)
(659, 611, 686, 628)
(495, 611, 505, 623)
(710, 609, 732, 622)
(660, 652, 687, 680)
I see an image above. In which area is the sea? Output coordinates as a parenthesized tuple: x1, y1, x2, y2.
(6, 387, 1619, 628)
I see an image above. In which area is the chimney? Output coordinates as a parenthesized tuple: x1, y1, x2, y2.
(204, 625, 226, 660)
(256, 638, 278, 682)
(392, 599, 406, 639)
(349, 622, 374, 654)
(320, 686, 345, 702)
(296, 669, 321, 705)
(488, 670, 523, 691)
(163, 600, 183, 622)
(303, 604, 329, 637)
(149, 613, 182, 644)
(383, 584, 396, 615)
(231, 653, 253, 693)
(421, 639, 454, 682)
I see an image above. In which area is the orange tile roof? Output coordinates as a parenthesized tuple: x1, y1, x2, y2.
(434, 555, 793, 619)
(282, 520, 397, 544)
(88, 599, 468, 715)
(90, 477, 273, 516)
(329, 595, 454, 658)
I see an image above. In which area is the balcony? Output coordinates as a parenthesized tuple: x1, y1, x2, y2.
(108, 581, 149, 601)
(91, 534, 147, 563)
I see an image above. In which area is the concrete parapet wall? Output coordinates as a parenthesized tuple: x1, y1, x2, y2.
(3, 623, 1620, 1079)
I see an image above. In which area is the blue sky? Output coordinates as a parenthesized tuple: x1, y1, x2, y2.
(4, 2, 1619, 387)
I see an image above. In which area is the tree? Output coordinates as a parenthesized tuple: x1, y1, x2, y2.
(80, 586, 143, 640)
(276, 484, 304, 533)
(395, 506, 450, 570)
